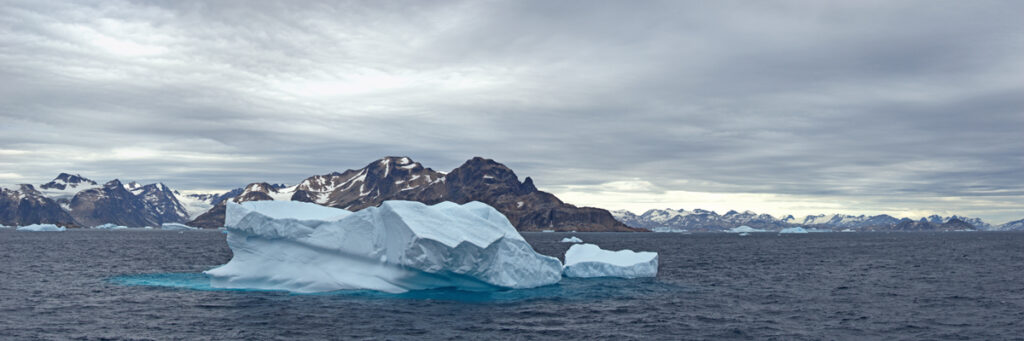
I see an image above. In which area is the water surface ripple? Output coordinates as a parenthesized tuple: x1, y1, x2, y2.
(1, 230, 1022, 340)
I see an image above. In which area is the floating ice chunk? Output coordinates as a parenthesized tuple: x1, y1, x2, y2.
(93, 223, 128, 230)
(560, 236, 584, 243)
(17, 224, 66, 232)
(729, 225, 766, 233)
(779, 227, 808, 234)
(161, 223, 197, 230)
(206, 200, 563, 293)
(562, 243, 658, 278)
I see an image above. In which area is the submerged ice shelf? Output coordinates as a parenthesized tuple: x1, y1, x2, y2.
(206, 200, 563, 294)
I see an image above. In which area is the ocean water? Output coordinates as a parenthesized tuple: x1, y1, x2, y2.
(1, 230, 1022, 340)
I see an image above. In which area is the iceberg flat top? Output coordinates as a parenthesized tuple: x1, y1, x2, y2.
(729, 225, 766, 233)
(161, 223, 198, 230)
(228, 200, 352, 224)
(779, 227, 809, 234)
(564, 243, 657, 267)
(93, 223, 128, 230)
(17, 224, 66, 232)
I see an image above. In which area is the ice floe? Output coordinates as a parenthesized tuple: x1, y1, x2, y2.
(562, 243, 658, 278)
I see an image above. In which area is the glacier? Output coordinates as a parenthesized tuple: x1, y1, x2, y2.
(205, 200, 563, 294)
(562, 243, 658, 278)
(16, 224, 66, 232)
(560, 236, 584, 243)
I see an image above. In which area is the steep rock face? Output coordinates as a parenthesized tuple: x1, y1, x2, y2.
(441, 157, 635, 231)
(189, 156, 640, 231)
(69, 180, 162, 227)
(0, 185, 77, 226)
(290, 157, 448, 210)
(188, 203, 227, 229)
(129, 183, 189, 224)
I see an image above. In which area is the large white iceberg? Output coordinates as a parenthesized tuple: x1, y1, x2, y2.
(562, 243, 658, 278)
(206, 200, 563, 293)
(161, 223, 198, 230)
(560, 236, 584, 243)
(17, 224, 66, 232)
(779, 227, 809, 234)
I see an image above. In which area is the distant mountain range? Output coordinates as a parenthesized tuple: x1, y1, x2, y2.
(0, 157, 638, 232)
(3, 157, 1021, 232)
(611, 208, 1012, 232)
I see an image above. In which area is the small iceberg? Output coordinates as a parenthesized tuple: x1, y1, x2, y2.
(779, 227, 809, 234)
(161, 223, 198, 230)
(562, 243, 658, 278)
(738, 232, 750, 236)
(729, 225, 766, 233)
(206, 200, 562, 293)
(93, 223, 128, 230)
(17, 224, 66, 232)
(560, 236, 584, 243)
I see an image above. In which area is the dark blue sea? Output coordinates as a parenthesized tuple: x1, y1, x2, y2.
(1, 229, 1022, 340)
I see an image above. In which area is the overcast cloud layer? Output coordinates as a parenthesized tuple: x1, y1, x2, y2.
(1, 1, 1022, 223)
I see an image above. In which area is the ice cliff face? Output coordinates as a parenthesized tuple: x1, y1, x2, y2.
(205, 200, 563, 293)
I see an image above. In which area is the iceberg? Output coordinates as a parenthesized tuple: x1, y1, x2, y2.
(779, 227, 809, 234)
(93, 223, 128, 230)
(560, 236, 584, 243)
(205, 200, 563, 293)
(16, 224, 66, 232)
(161, 223, 198, 230)
(729, 225, 766, 233)
(562, 243, 658, 278)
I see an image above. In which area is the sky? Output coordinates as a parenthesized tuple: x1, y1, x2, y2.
(1, 1, 1022, 223)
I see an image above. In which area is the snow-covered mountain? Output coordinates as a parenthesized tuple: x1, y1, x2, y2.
(613, 208, 993, 232)
(188, 156, 638, 232)
(0, 173, 233, 227)
(999, 218, 1024, 230)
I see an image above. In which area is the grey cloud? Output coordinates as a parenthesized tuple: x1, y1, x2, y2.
(1, 0, 1022, 222)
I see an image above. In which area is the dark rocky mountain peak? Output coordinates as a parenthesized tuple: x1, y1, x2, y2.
(232, 182, 279, 203)
(445, 157, 539, 202)
(40, 173, 97, 190)
(0, 185, 77, 226)
(188, 156, 639, 231)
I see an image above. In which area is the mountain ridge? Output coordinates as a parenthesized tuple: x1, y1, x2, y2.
(612, 208, 998, 232)
(187, 156, 640, 232)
